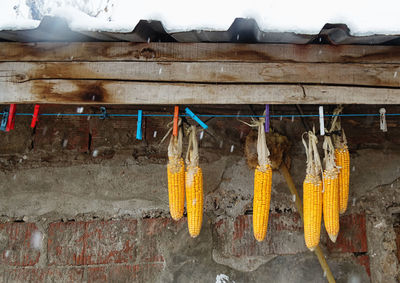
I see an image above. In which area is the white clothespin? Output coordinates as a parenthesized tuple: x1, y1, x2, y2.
(380, 108, 387, 132)
(319, 106, 325, 136)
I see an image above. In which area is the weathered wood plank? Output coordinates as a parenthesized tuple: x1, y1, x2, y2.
(2, 61, 400, 87)
(1, 42, 400, 63)
(1, 79, 400, 104)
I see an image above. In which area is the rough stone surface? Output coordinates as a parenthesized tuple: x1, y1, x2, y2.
(0, 223, 41, 267)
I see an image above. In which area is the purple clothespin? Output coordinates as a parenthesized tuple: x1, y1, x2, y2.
(265, 104, 270, 132)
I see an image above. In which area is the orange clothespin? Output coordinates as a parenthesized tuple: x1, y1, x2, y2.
(6, 104, 16, 132)
(173, 106, 179, 137)
(31, 105, 40, 128)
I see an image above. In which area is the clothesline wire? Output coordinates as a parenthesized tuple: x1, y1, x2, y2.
(1, 113, 398, 118)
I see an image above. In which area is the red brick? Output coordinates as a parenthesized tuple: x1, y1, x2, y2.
(47, 268, 84, 282)
(139, 218, 185, 263)
(48, 221, 86, 266)
(48, 220, 138, 266)
(4, 267, 84, 282)
(85, 220, 138, 265)
(214, 213, 306, 258)
(87, 264, 164, 283)
(0, 223, 41, 266)
(354, 254, 371, 278)
(327, 214, 368, 253)
(34, 115, 90, 152)
(231, 215, 272, 257)
(87, 266, 108, 283)
(5, 268, 47, 282)
(89, 117, 136, 151)
(269, 213, 305, 254)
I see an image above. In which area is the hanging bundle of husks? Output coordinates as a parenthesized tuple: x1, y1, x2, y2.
(302, 130, 323, 251)
(185, 125, 204, 238)
(330, 107, 350, 214)
(253, 119, 273, 242)
(167, 119, 185, 221)
(322, 134, 340, 242)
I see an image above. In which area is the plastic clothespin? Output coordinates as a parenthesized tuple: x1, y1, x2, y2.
(31, 105, 40, 128)
(185, 107, 208, 130)
(319, 106, 325, 136)
(100, 107, 108, 119)
(6, 104, 16, 132)
(0, 108, 9, 131)
(136, 110, 143, 140)
(173, 106, 179, 137)
(265, 104, 270, 132)
(380, 108, 387, 132)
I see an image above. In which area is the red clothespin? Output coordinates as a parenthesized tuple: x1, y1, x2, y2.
(31, 105, 40, 128)
(173, 106, 179, 137)
(6, 104, 16, 132)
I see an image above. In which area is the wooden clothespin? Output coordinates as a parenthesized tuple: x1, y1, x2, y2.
(31, 105, 40, 128)
(136, 110, 143, 140)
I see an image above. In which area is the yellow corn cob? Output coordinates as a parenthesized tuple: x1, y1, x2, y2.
(323, 168, 339, 242)
(335, 146, 350, 214)
(253, 164, 272, 242)
(185, 166, 203, 238)
(303, 175, 323, 251)
(167, 157, 185, 220)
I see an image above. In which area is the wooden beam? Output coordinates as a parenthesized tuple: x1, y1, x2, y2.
(1, 42, 400, 104)
(1, 80, 400, 104)
(0, 42, 400, 63)
(1, 62, 400, 87)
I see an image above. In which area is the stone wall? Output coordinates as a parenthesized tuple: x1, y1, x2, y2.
(0, 104, 399, 282)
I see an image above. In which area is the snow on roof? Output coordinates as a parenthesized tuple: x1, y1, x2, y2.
(1, 0, 400, 35)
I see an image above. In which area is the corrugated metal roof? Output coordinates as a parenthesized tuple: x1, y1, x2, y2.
(1, 16, 400, 45)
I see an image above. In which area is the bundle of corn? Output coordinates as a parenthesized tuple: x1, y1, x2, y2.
(330, 107, 350, 214)
(302, 130, 323, 251)
(322, 134, 340, 242)
(167, 121, 185, 221)
(185, 125, 203, 238)
(253, 119, 273, 242)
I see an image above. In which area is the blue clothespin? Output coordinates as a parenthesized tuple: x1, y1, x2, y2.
(0, 108, 9, 132)
(100, 107, 108, 119)
(136, 110, 143, 140)
(265, 104, 270, 132)
(185, 107, 208, 130)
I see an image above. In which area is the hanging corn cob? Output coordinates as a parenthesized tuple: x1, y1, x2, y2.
(185, 125, 203, 238)
(322, 134, 340, 242)
(302, 130, 323, 251)
(253, 119, 273, 242)
(167, 120, 185, 221)
(335, 140, 350, 214)
(330, 106, 350, 215)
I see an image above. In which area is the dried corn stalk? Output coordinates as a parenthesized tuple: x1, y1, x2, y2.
(302, 130, 323, 251)
(185, 125, 203, 238)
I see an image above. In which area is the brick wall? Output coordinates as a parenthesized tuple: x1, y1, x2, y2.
(0, 213, 369, 282)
